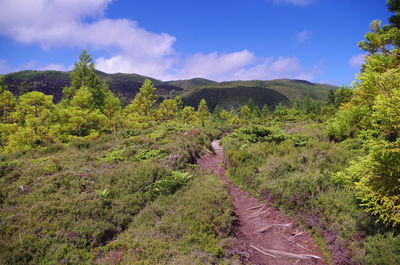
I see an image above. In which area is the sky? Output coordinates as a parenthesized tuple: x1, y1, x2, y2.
(0, 0, 391, 85)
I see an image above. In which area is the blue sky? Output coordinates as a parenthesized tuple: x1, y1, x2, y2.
(0, 0, 391, 85)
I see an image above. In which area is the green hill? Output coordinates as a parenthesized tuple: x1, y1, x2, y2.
(166, 78, 216, 90)
(3, 70, 182, 103)
(3, 70, 337, 109)
(178, 79, 337, 110)
(180, 86, 291, 110)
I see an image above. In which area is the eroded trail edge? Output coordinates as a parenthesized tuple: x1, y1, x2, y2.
(197, 140, 326, 265)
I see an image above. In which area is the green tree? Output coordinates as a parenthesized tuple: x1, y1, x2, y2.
(247, 98, 256, 112)
(196, 99, 211, 126)
(240, 105, 251, 120)
(251, 106, 261, 120)
(0, 90, 16, 123)
(213, 105, 221, 122)
(327, 89, 336, 106)
(125, 79, 157, 123)
(261, 104, 270, 118)
(103, 91, 122, 131)
(335, 86, 353, 107)
(156, 98, 180, 121)
(331, 1, 400, 226)
(7, 92, 57, 150)
(180, 106, 196, 124)
(63, 50, 109, 109)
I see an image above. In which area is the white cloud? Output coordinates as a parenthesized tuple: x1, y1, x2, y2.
(169, 50, 256, 81)
(348, 54, 366, 69)
(232, 56, 320, 81)
(39, 63, 72, 71)
(0, 0, 176, 77)
(0, 0, 322, 82)
(273, 0, 315, 6)
(295, 30, 311, 43)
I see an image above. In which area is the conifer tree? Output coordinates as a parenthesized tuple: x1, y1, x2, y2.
(180, 106, 196, 124)
(8, 92, 57, 150)
(63, 50, 109, 109)
(197, 99, 210, 126)
(0, 90, 16, 123)
(247, 98, 256, 112)
(261, 104, 270, 118)
(125, 79, 157, 122)
(157, 98, 179, 121)
(240, 105, 251, 120)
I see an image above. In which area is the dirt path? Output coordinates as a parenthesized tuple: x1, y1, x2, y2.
(197, 140, 327, 265)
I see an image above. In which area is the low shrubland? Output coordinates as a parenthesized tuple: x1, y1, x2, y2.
(221, 121, 399, 265)
(0, 123, 235, 264)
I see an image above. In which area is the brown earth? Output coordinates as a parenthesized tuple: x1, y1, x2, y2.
(197, 140, 327, 265)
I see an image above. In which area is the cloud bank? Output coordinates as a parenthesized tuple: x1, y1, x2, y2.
(0, 0, 321, 81)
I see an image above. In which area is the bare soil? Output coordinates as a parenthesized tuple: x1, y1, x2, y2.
(197, 140, 327, 265)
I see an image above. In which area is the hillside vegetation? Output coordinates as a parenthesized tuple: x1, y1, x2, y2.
(3, 70, 336, 109)
(1, 1, 400, 264)
(4, 70, 181, 103)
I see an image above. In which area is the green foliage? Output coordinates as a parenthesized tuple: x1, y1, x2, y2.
(95, 188, 111, 201)
(101, 148, 126, 162)
(0, 90, 16, 123)
(334, 86, 353, 107)
(226, 126, 288, 144)
(196, 98, 211, 126)
(64, 50, 109, 109)
(336, 139, 400, 226)
(125, 79, 157, 122)
(363, 232, 400, 265)
(328, 3, 400, 228)
(0, 123, 232, 264)
(325, 105, 372, 142)
(221, 120, 392, 264)
(147, 171, 192, 198)
(240, 105, 251, 120)
(133, 149, 167, 161)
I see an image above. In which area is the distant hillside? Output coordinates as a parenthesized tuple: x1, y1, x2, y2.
(180, 86, 291, 110)
(3, 70, 337, 109)
(165, 78, 216, 90)
(178, 79, 337, 110)
(4, 70, 182, 102)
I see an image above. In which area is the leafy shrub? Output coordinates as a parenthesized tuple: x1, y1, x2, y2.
(101, 148, 126, 162)
(292, 134, 310, 147)
(133, 149, 167, 161)
(226, 125, 287, 144)
(147, 171, 192, 198)
(325, 105, 372, 142)
(69, 137, 91, 149)
(363, 233, 400, 265)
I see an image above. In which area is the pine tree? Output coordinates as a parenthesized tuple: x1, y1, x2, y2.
(240, 105, 251, 120)
(0, 90, 16, 123)
(180, 106, 196, 124)
(125, 79, 157, 122)
(213, 105, 221, 122)
(63, 50, 109, 109)
(157, 98, 179, 121)
(247, 98, 256, 112)
(197, 99, 210, 126)
(261, 104, 270, 118)
(8, 92, 57, 150)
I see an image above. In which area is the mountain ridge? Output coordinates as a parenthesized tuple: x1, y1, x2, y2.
(3, 70, 337, 108)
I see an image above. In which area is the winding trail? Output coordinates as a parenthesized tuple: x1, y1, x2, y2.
(197, 140, 326, 265)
